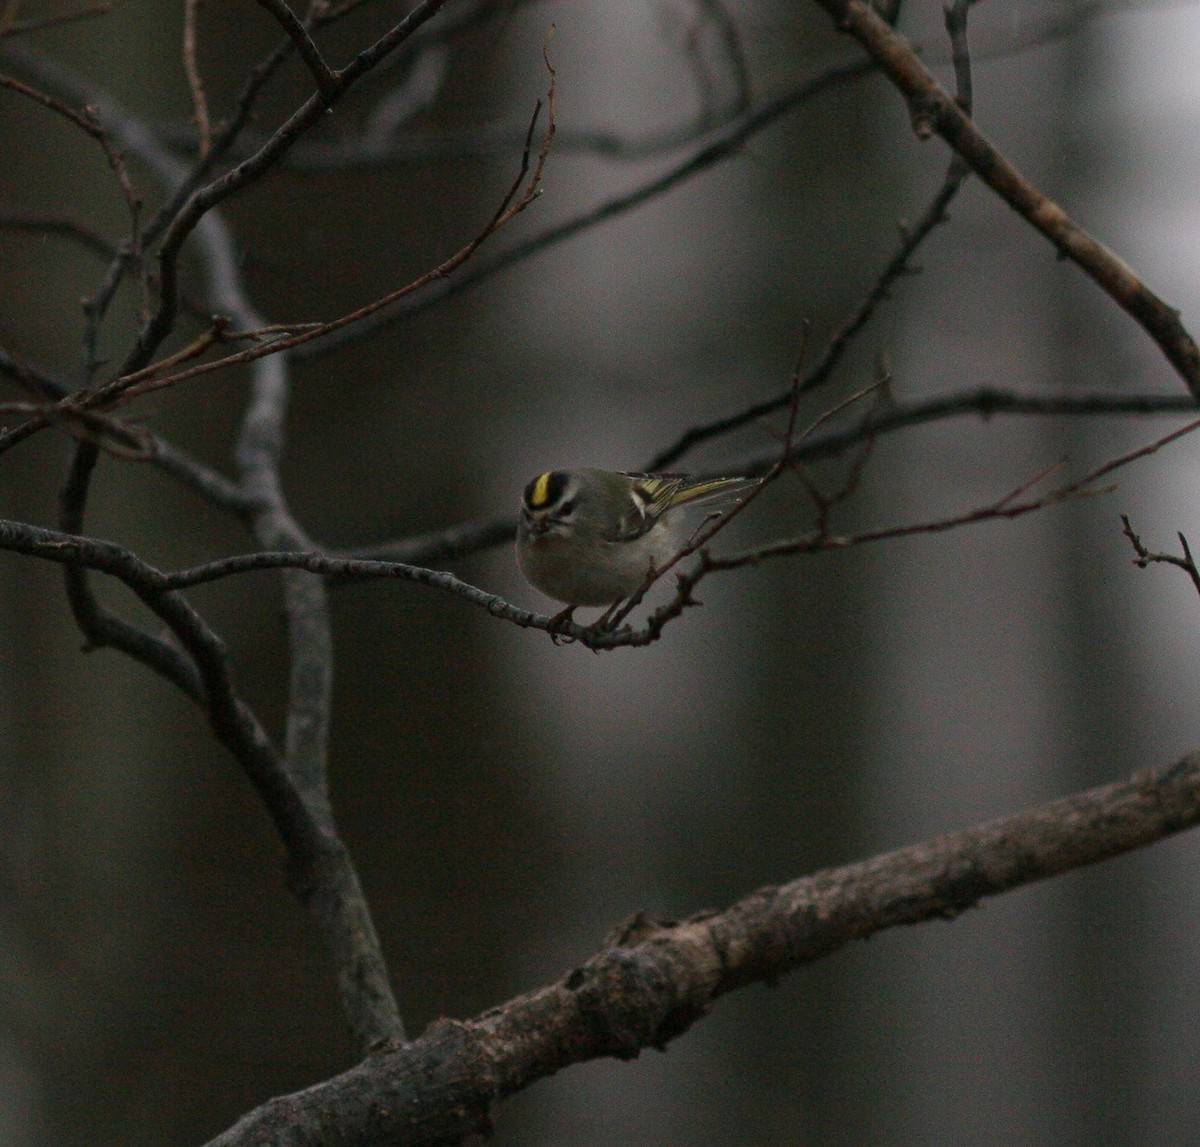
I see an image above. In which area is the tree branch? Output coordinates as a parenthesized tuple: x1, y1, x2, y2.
(253, 0, 340, 105)
(0, 26, 410, 1049)
(806, 0, 1200, 397)
(204, 749, 1200, 1147)
(335, 387, 1200, 568)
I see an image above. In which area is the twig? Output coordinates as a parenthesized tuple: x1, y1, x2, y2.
(69, 61, 554, 411)
(0, 346, 260, 511)
(0, 3, 111, 40)
(2, 22, 414, 1050)
(118, 0, 456, 380)
(0, 400, 154, 459)
(601, 333, 809, 632)
(183, 0, 212, 158)
(699, 418, 1200, 580)
(0, 70, 154, 382)
(584, 418, 1200, 651)
(253, 0, 340, 105)
(289, 57, 878, 362)
(648, 108, 972, 469)
(0, 67, 146, 380)
(327, 388, 1200, 569)
(5, 418, 1195, 656)
(1121, 514, 1200, 600)
(0, 72, 87, 130)
(0, 209, 118, 259)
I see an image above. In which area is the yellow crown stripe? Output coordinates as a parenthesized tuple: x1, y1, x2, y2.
(529, 471, 553, 507)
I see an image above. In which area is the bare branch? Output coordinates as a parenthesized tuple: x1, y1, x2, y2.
(45, 64, 554, 413)
(0, 400, 154, 459)
(0, 209, 118, 260)
(253, 0, 340, 105)
(290, 57, 877, 362)
(116, 0, 456, 379)
(0, 25, 413, 1049)
(13, 415, 1187, 657)
(1121, 514, 1200, 600)
(0, 70, 105, 138)
(204, 749, 1200, 1147)
(332, 388, 1200, 569)
(0, 3, 112, 40)
(183, 0, 212, 158)
(2, 493, 403, 1048)
(806, 0, 1200, 397)
(694, 416, 1200, 581)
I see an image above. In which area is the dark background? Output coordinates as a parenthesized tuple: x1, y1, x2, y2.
(2, 2, 1200, 1144)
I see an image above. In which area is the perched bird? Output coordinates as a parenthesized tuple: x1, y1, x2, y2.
(516, 468, 755, 613)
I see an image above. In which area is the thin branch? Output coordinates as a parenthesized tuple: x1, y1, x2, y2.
(199, 1, 1136, 172)
(0, 400, 154, 459)
(0, 71, 152, 383)
(253, 0, 340, 105)
(0, 209, 118, 259)
(0, 346, 259, 511)
(0, 9, 314, 350)
(1121, 514, 1200, 600)
(564, 417, 1200, 649)
(57, 73, 554, 413)
(119, 0, 456, 380)
(1, 26, 411, 1048)
(24, 487, 333, 882)
(332, 388, 1200, 569)
(807, 0, 1200, 397)
(600, 342, 808, 634)
(289, 56, 878, 362)
(698, 417, 1200, 575)
(648, 60, 973, 473)
(17, 415, 1192, 652)
(3, 498, 400, 1050)
(0, 70, 98, 132)
(183, 0, 212, 158)
(0, 3, 112, 40)
(204, 749, 1200, 1147)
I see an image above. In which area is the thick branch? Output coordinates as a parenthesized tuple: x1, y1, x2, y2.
(205, 750, 1200, 1147)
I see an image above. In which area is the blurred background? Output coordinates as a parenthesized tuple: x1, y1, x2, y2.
(2, 1, 1200, 1144)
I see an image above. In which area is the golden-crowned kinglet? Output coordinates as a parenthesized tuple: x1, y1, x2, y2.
(516, 468, 754, 608)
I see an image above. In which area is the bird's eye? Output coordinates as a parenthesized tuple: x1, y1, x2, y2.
(557, 497, 577, 516)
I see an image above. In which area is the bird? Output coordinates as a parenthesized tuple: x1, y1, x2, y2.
(516, 468, 755, 620)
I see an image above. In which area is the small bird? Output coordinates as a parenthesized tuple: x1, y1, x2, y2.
(516, 468, 755, 614)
